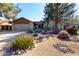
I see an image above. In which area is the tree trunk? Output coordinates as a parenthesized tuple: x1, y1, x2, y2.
(54, 21, 59, 31)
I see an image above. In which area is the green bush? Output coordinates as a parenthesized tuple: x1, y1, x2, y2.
(27, 30, 33, 33)
(66, 28, 77, 35)
(12, 35, 34, 50)
(35, 29, 42, 33)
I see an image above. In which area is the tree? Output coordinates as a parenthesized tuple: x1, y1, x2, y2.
(44, 3, 76, 31)
(0, 3, 21, 20)
(67, 15, 79, 26)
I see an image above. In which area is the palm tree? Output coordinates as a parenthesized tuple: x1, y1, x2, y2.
(0, 3, 21, 20)
(44, 3, 76, 31)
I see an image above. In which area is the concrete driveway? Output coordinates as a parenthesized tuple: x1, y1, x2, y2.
(0, 31, 26, 56)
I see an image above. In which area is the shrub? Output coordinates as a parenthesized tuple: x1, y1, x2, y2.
(27, 30, 33, 33)
(35, 29, 42, 33)
(66, 28, 77, 35)
(53, 30, 60, 34)
(12, 35, 34, 50)
(58, 30, 70, 40)
(33, 33, 38, 36)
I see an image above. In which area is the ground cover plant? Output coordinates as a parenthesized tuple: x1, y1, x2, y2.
(66, 28, 77, 35)
(12, 35, 34, 50)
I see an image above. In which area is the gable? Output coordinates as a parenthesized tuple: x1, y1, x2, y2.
(13, 17, 33, 24)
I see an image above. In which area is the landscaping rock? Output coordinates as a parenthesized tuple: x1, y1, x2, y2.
(75, 36, 79, 42)
(58, 30, 71, 41)
(35, 36, 44, 43)
(77, 31, 79, 35)
(33, 33, 38, 36)
(17, 51, 22, 55)
(12, 51, 16, 55)
(44, 34, 49, 39)
(53, 43, 74, 53)
(42, 32, 48, 35)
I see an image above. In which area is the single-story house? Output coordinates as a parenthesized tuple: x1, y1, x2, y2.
(48, 20, 65, 30)
(0, 20, 12, 30)
(44, 20, 65, 31)
(0, 17, 34, 31)
(34, 21, 44, 29)
(44, 19, 69, 31)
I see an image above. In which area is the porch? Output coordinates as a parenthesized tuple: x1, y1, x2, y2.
(0, 23, 12, 31)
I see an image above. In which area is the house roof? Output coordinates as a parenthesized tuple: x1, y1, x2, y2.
(13, 17, 33, 24)
(0, 20, 12, 26)
(0, 22, 12, 26)
(0, 20, 10, 24)
(34, 21, 44, 25)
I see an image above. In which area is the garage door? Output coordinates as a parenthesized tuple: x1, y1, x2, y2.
(14, 24, 29, 30)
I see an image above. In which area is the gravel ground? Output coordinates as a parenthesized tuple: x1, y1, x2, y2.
(1, 32, 79, 56)
(22, 36, 79, 56)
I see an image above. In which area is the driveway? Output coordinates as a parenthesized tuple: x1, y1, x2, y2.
(0, 31, 26, 56)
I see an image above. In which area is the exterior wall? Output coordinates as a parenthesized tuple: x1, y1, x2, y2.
(12, 22, 34, 30)
(48, 20, 65, 30)
(15, 24, 29, 30)
(58, 22, 64, 30)
(29, 22, 34, 30)
(49, 20, 55, 30)
(0, 26, 1, 30)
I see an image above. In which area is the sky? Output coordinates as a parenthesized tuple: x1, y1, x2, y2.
(17, 3, 45, 21)
(0, 3, 79, 21)
(74, 3, 79, 16)
(17, 3, 79, 21)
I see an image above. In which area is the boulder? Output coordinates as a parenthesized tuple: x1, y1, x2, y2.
(58, 30, 71, 41)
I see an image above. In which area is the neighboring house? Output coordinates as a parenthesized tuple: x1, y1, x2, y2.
(0, 17, 34, 31)
(34, 21, 44, 29)
(12, 17, 34, 30)
(66, 19, 79, 30)
(0, 20, 12, 30)
(74, 24, 79, 29)
(68, 24, 79, 30)
(48, 20, 64, 30)
(44, 19, 69, 31)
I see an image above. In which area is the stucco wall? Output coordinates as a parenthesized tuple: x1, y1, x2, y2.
(0, 26, 1, 30)
(29, 22, 34, 30)
(49, 20, 55, 30)
(12, 22, 34, 30)
(49, 20, 64, 30)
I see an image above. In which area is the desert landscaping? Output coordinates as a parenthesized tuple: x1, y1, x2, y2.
(0, 30, 79, 56)
(0, 3, 79, 56)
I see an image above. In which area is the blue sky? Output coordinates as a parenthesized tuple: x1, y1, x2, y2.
(17, 3, 45, 21)
(75, 3, 79, 16)
(17, 3, 79, 21)
(0, 3, 79, 21)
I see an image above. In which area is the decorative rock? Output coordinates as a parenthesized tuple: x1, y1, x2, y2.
(58, 46, 69, 53)
(36, 36, 43, 42)
(44, 34, 49, 39)
(20, 50, 25, 54)
(77, 31, 79, 35)
(42, 32, 48, 35)
(33, 33, 38, 36)
(12, 51, 16, 55)
(58, 30, 70, 41)
(76, 36, 79, 40)
(69, 37, 75, 41)
(18, 51, 22, 55)
(15, 50, 21, 55)
(54, 43, 74, 53)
